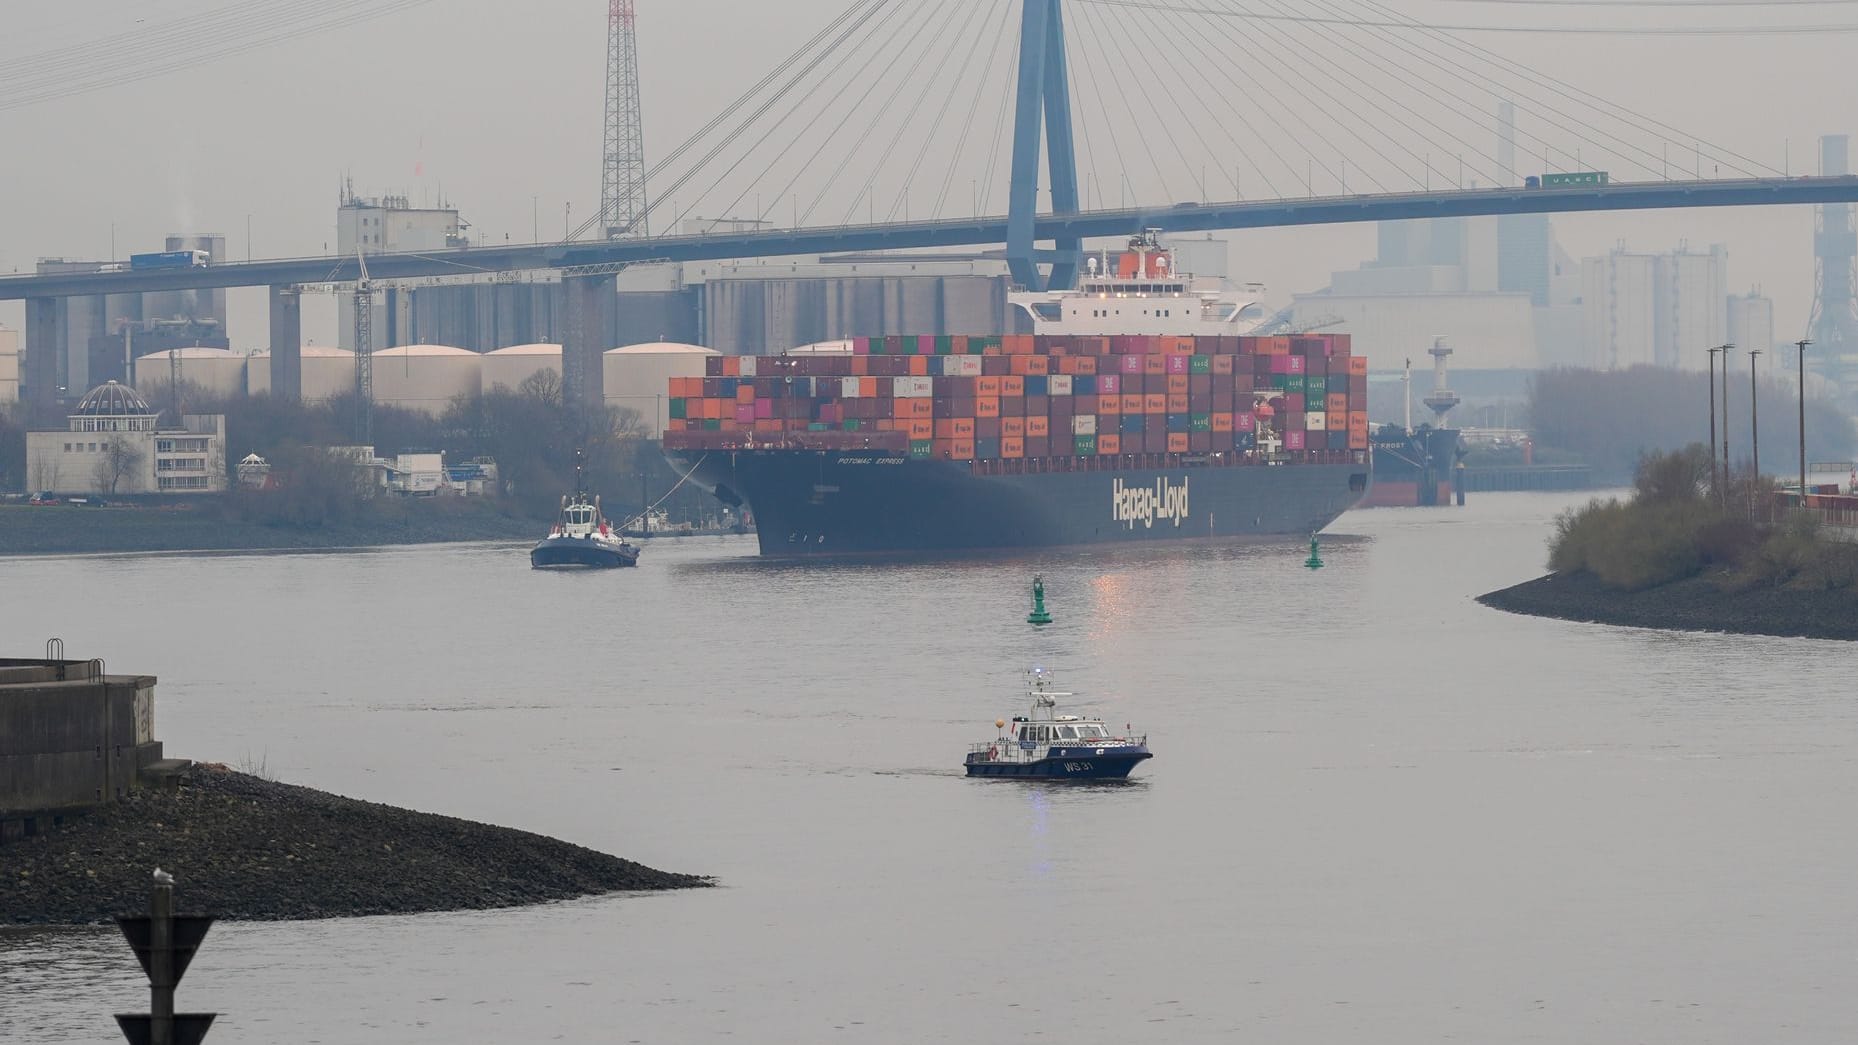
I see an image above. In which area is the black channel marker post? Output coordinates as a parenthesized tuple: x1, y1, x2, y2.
(116, 870, 217, 1045)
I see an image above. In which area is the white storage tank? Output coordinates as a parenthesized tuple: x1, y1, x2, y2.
(787, 339, 856, 355)
(372, 344, 482, 416)
(482, 342, 562, 393)
(132, 347, 247, 401)
(602, 341, 718, 438)
(248, 345, 355, 403)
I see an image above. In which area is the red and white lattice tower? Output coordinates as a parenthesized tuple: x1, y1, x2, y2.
(601, 0, 648, 239)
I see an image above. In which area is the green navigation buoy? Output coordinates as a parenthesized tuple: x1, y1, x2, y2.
(1303, 532, 1325, 570)
(1027, 574, 1053, 625)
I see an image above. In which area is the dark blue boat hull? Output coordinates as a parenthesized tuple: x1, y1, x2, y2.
(529, 537, 639, 569)
(964, 746, 1152, 779)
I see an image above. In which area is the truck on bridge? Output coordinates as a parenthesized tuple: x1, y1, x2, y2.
(1525, 171, 1610, 189)
(128, 249, 210, 270)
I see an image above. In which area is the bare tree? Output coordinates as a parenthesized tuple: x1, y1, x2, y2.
(94, 433, 144, 495)
(28, 448, 61, 493)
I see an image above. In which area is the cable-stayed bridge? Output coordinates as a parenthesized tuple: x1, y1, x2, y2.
(7, 0, 1855, 413)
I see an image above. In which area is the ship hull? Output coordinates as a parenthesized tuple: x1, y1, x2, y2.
(529, 536, 640, 569)
(965, 748, 1153, 779)
(666, 448, 1368, 556)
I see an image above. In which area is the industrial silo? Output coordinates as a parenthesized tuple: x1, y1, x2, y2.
(602, 342, 718, 438)
(371, 344, 482, 415)
(132, 346, 247, 401)
(482, 342, 562, 393)
(248, 345, 355, 403)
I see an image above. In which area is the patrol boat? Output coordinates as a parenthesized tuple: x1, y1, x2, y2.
(529, 455, 640, 569)
(964, 669, 1151, 779)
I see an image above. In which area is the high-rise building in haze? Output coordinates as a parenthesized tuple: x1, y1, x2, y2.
(1580, 243, 1727, 370)
(1727, 290, 1776, 357)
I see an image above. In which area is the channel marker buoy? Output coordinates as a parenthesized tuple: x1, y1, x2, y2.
(1027, 575, 1053, 625)
(1303, 532, 1325, 570)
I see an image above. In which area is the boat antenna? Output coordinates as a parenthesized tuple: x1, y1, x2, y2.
(574, 448, 586, 498)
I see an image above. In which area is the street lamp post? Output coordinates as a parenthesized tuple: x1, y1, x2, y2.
(1706, 346, 1721, 495)
(1721, 343, 1733, 500)
(1749, 347, 1763, 519)
(1797, 338, 1812, 503)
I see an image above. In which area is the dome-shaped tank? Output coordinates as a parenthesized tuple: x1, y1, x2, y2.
(248, 345, 354, 403)
(602, 341, 718, 438)
(372, 344, 482, 416)
(482, 342, 562, 393)
(133, 346, 246, 401)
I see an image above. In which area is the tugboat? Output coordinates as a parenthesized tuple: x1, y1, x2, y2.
(964, 669, 1152, 779)
(529, 453, 640, 569)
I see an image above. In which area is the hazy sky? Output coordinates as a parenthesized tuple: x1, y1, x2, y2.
(2, 0, 1853, 355)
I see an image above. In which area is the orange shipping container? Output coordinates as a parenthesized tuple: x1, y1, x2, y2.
(1212, 355, 1235, 376)
(976, 376, 1003, 397)
(1167, 432, 1190, 453)
(1096, 394, 1121, 415)
(736, 385, 756, 404)
(1347, 357, 1368, 376)
(976, 396, 1001, 419)
(1073, 355, 1098, 375)
(1002, 375, 1025, 396)
(1027, 416, 1050, 438)
(860, 376, 879, 397)
(1166, 393, 1189, 413)
(909, 356, 929, 376)
(1326, 393, 1348, 415)
(1166, 373, 1189, 395)
(1002, 436, 1025, 459)
(1097, 433, 1121, 455)
(1144, 393, 1167, 414)
(1143, 354, 1167, 375)
(1211, 412, 1234, 432)
(721, 356, 741, 378)
(1121, 394, 1145, 414)
(908, 418, 935, 440)
(1003, 417, 1026, 438)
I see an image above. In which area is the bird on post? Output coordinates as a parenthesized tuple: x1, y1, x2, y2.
(153, 867, 174, 885)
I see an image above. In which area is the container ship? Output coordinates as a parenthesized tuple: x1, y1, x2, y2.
(1360, 424, 1464, 508)
(662, 234, 1370, 556)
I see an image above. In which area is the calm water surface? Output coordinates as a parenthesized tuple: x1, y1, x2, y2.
(3, 492, 1855, 1043)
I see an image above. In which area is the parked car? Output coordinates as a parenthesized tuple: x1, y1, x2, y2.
(28, 492, 61, 505)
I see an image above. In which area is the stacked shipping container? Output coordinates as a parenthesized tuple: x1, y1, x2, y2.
(661, 333, 1369, 464)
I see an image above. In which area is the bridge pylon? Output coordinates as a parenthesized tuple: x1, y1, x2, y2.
(1006, 0, 1081, 292)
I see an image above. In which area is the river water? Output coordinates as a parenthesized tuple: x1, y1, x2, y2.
(4, 491, 1855, 1044)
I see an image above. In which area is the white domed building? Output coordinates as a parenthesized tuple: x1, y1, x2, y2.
(602, 341, 718, 438)
(24, 380, 227, 495)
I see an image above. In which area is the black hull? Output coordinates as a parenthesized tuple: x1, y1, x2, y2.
(965, 749, 1153, 779)
(529, 537, 640, 569)
(665, 449, 1368, 557)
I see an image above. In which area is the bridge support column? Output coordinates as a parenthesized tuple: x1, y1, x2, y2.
(267, 285, 302, 403)
(1006, 0, 1081, 291)
(23, 297, 60, 425)
(559, 275, 610, 422)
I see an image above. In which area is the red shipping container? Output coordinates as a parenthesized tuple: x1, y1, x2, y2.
(1189, 431, 1212, 453)
(982, 356, 1012, 376)
(1213, 390, 1235, 412)
(1285, 392, 1306, 413)
(1233, 372, 1254, 393)
(1144, 429, 1169, 453)
(976, 417, 1002, 440)
(1096, 394, 1120, 415)
(1167, 432, 1190, 454)
(1305, 431, 1329, 451)
(1026, 437, 1051, 457)
(1349, 375, 1368, 399)
(1025, 394, 1048, 416)
(754, 398, 773, 420)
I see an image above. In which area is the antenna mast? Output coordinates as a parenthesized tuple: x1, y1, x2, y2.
(354, 251, 373, 446)
(601, 0, 649, 239)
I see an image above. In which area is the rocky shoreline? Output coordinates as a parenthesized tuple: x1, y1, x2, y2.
(1478, 570, 1858, 642)
(1, 767, 710, 925)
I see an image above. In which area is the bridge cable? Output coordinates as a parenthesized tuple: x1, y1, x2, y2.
(931, 1, 1019, 219)
(1071, 2, 1179, 204)
(1243, 0, 1510, 189)
(974, 21, 1023, 216)
(1065, 2, 1141, 206)
(1128, 4, 1290, 199)
(885, 1, 1005, 224)
(1058, 4, 1109, 211)
(639, 0, 907, 237)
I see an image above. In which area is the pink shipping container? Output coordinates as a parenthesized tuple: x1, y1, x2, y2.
(1268, 355, 1292, 374)
(754, 398, 773, 420)
(1235, 412, 1256, 432)
(1287, 355, 1307, 374)
(734, 404, 756, 423)
(1097, 373, 1121, 394)
(853, 337, 873, 355)
(1118, 354, 1144, 375)
(1165, 354, 1190, 375)
(1284, 430, 1306, 450)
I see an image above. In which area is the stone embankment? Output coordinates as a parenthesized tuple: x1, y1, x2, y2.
(0, 503, 538, 556)
(1, 766, 709, 925)
(1479, 570, 1858, 642)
